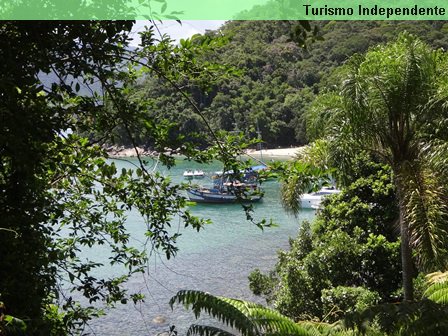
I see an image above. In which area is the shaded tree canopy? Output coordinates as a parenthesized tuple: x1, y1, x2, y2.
(0, 21, 249, 334)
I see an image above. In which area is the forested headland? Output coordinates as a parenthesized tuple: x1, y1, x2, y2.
(118, 21, 448, 149)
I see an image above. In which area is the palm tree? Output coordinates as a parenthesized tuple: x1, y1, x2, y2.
(299, 33, 448, 301)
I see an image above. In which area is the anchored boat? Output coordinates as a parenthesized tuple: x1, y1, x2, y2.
(187, 182, 263, 204)
(300, 186, 341, 209)
(183, 169, 205, 180)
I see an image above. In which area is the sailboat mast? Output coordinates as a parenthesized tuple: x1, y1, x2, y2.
(256, 120, 263, 162)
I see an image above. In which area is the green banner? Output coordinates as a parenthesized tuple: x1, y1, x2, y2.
(1, 0, 447, 20)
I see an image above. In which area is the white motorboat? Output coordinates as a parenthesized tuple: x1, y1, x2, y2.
(300, 187, 341, 209)
(183, 169, 205, 179)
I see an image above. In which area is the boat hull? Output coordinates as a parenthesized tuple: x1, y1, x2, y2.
(300, 187, 341, 209)
(187, 188, 263, 204)
(300, 194, 322, 209)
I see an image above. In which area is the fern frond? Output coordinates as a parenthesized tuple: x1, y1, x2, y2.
(248, 307, 313, 336)
(220, 296, 263, 315)
(187, 324, 236, 336)
(298, 320, 345, 336)
(171, 290, 321, 336)
(424, 280, 448, 304)
(170, 290, 258, 336)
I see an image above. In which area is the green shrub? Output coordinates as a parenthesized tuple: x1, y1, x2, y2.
(249, 157, 401, 322)
(321, 286, 380, 323)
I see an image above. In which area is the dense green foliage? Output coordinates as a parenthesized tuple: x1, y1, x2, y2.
(249, 158, 401, 322)
(307, 33, 448, 300)
(1, 22, 138, 332)
(0, 21, 256, 334)
(260, 34, 448, 331)
(334, 272, 448, 334)
(172, 283, 448, 336)
(3, 19, 448, 335)
(321, 286, 380, 322)
(165, 25, 448, 336)
(170, 290, 321, 336)
(0, 302, 27, 336)
(127, 21, 448, 148)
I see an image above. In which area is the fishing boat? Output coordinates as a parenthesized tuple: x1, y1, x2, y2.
(187, 181, 263, 204)
(183, 169, 205, 179)
(300, 186, 341, 209)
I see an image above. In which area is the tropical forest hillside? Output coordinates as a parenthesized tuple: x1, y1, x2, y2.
(123, 21, 448, 149)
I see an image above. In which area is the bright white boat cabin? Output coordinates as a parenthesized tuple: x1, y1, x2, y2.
(300, 187, 341, 209)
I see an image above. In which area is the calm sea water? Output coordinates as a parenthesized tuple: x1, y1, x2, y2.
(87, 157, 315, 335)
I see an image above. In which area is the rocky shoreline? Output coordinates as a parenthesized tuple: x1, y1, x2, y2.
(106, 146, 158, 158)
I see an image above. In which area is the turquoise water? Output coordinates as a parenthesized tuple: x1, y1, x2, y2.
(88, 157, 315, 335)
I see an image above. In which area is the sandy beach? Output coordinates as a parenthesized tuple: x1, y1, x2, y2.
(245, 147, 304, 159)
(107, 145, 304, 160)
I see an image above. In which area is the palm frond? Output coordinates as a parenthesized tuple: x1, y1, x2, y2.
(305, 94, 344, 141)
(281, 173, 306, 216)
(404, 143, 448, 271)
(426, 271, 448, 285)
(279, 161, 330, 216)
